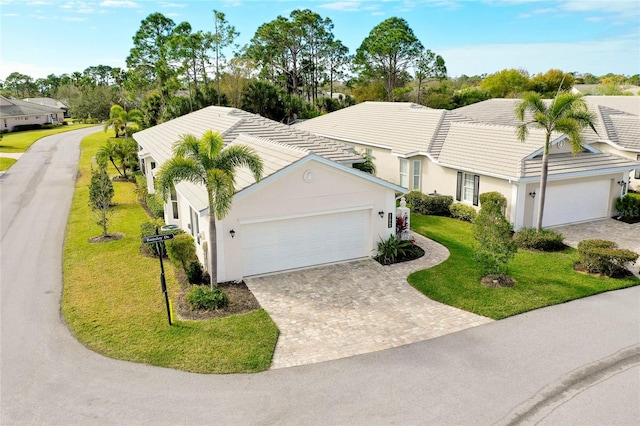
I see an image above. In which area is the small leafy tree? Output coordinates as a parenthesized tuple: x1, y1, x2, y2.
(96, 138, 139, 179)
(88, 164, 114, 237)
(166, 233, 197, 272)
(473, 192, 517, 276)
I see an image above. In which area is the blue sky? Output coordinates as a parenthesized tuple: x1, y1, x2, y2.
(1, 0, 638, 81)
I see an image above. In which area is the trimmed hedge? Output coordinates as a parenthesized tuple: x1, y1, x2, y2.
(577, 239, 639, 277)
(405, 191, 453, 216)
(449, 203, 477, 223)
(513, 228, 565, 251)
(615, 194, 640, 219)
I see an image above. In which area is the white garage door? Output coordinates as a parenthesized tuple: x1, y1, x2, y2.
(241, 209, 372, 276)
(540, 179, 610, 227)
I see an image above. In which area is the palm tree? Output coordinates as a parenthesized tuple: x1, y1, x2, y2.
(96, 138, 138, 179)
(156, 130, 263, 288)
(104, 104, 144, 139)
(516, 92, 597, 230)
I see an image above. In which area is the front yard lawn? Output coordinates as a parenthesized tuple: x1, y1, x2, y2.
(409, 214, 639, 320)
(62, 131, 278, 373)
(0, 123, 95, 153)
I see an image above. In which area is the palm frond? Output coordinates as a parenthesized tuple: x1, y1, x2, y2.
(173, 134, 201, 159)
(206, 168, 235, 219)
(156, 157, 205, 201)
(214, 145, 264, 182)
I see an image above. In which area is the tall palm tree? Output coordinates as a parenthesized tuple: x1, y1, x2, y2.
(516, 92, 597, 230)
(156, 130, 263, 288)
(104, 104, 144, 139)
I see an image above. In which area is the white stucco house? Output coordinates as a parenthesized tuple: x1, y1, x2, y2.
(294, 97, 640, 229)
(133, 106, 405, 282)
(0, 95, 64, 132)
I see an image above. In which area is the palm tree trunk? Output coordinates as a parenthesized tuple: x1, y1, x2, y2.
(536, 148, 550, 231)
(208, 211, 218, 289)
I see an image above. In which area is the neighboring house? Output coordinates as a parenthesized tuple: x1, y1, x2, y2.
(572, 84, 640, 96)
(295, 98, 640, 229)
(133, 106, 405, 282)
(22, 97, 70, 118)
(0, 95, 64, 132)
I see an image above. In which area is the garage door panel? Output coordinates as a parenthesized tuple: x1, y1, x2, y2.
(242, 210, 371, 276)
(539, 180, 610, 227)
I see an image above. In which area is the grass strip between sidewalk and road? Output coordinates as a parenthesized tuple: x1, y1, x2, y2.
(408, 214, 639, 320)
(62, 131, 278, 373)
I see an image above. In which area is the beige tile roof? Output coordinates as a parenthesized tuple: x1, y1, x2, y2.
(133, 106, 361, 165)
(609, 115, 640, 151)
(523, 152, 640, 178)
(294, 101, 446, 155)
(174, 134, 310, 213)
(437, 122, 544, 178)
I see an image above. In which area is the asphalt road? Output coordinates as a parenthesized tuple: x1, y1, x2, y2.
(1, 128, 639, 425)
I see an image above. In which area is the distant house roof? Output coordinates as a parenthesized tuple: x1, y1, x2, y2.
(294, 102, 447, 156)
(22, 97, 68, 110)
(0, 95, 63, 118)
(453, 96, 640, 152)
(295, 97, 640, 181)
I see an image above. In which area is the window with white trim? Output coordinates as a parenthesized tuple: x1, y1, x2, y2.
(412, 160, 421, 190)
(456, 171, 480, 206)
(170, 186, 179, 220)
(636, 155, 640, 179)
(399, 159, 408, 188)
(190, 206, 200, 244)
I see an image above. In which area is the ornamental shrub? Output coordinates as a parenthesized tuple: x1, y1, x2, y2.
(513, 228, 565, 251)
(186, 285, 228, 310)
(375, 234, 415, 265)
(614, 195, 640, 219)
(479, 191, 506, 213)
(166, 233, 197, 272)
(474, 192, 517, 275)
(404, 191, 453, 216)
(449, 203, 477, 223)
(186, 260, 204, 284)
(577, 239, 639, 277)
(146, 193, 165, 219)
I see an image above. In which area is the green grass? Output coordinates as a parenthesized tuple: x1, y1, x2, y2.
(408, 214, 639, 320)
(0, 157, 17, 171)
(0, 124, 95, 153)
(62, 131, 278, 373)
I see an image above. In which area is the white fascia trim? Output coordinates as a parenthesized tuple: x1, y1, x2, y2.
(138, 151, 152, 160)
(518, 166, 636, 183)
(392, 151, 434, 161)
(233, 154, 407, 203)
(592, 138, 640, 153)
(525, 135, 568, 159)
(435, 159, 519, 182)
(311, 132, 393, 151)
(239, 205, 374, 225)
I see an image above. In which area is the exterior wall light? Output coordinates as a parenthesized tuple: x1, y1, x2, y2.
(229, 229, 236, 238)
(378, 210, 384, 218)
(529, 191, 536, 198)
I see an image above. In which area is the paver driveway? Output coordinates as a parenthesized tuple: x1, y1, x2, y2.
(245, 233, 492, 369)
(553, 218, 640, 277)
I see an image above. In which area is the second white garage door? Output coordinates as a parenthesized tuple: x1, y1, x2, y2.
(540, 179, 611, 227)
(241, 209, 372, 276)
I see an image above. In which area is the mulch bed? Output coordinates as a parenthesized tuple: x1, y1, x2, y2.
(173, 269, 261, 321)
(572, 262, 634, 278)
(375, 244, 425, 265)
(480, 274, 516, 288)
(88, 232, 124, 243)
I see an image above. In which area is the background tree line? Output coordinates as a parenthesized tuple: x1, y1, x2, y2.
(1, 9, 638, 126)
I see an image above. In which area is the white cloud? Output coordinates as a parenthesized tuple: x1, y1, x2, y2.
(99, 0, 139, 7)
(159, 1, 185, 7)
(438, 35, 640, 77)
(318, 1, 364, 12)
